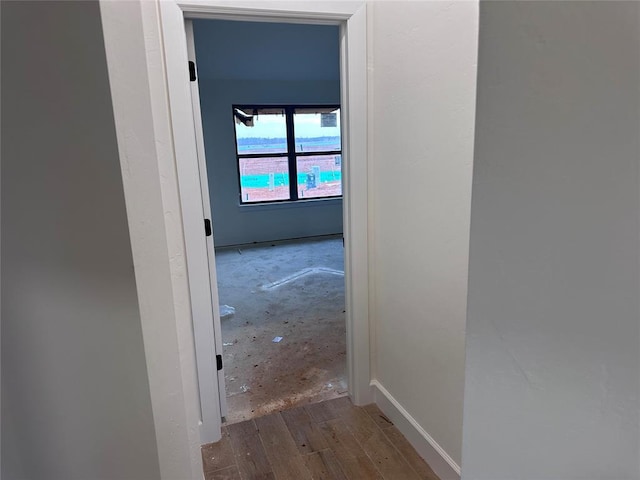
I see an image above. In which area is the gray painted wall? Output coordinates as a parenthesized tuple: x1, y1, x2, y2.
(1, 2, 161, 479)
(193, 20, 342, 246)
(462, 2, 640, 478)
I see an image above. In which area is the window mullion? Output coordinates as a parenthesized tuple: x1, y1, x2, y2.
(286, 107, 298, 201)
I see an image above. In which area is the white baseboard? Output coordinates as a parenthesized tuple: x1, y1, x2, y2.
(370, 380, 461, 480)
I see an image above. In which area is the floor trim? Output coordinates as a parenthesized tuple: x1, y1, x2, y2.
(371, 380, 461, 480)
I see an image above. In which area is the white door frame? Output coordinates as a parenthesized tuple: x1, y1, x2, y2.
(102, 0, 370, 477)
(184, 18, 229, 422)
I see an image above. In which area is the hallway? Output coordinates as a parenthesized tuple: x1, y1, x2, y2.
(201, 397, 439, 480)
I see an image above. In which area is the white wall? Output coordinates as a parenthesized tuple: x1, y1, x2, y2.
(193, 20, 342, 246)
(370, 1, 478, 470)
(1, 2, 161, 479)
(462, 2, 640, 479)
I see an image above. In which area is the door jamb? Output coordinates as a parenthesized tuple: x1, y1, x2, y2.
(165, 0, 372, 417)
(102, 1, 370, 478)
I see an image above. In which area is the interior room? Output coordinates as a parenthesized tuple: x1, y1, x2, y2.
(4, 2, 640, 480)
(192, 19, 347, 423)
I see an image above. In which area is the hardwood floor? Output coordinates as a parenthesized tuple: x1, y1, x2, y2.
(201, 397, 440, 480)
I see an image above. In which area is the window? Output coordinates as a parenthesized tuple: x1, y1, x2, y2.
(234, 105, 342, 204)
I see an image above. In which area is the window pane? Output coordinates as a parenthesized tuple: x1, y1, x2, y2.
(235, 108, 287, 155)
(294, 108, 341, 153)
(296, 155, 342, 199)
(239, 157, 290, 203)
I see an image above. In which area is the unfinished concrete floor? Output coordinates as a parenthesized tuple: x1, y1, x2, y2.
(215, 235, 347, 424)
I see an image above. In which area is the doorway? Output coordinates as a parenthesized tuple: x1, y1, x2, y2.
(191, 19, 348, 423)
(103, 1, 371, 456)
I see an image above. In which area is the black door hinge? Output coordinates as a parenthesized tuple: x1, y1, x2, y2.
(216, 354, 223, 371)
(204, 219, 212, 237)
(188, 61, 197, 82)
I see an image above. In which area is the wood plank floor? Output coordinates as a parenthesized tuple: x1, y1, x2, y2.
(201, 397, 440, 480)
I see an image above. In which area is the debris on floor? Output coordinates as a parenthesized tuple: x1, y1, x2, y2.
(215, 237, 347, 424)
(220, 304, 235, 319)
